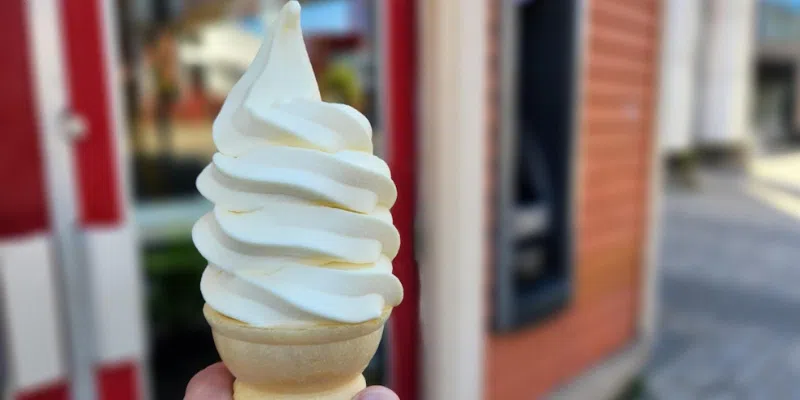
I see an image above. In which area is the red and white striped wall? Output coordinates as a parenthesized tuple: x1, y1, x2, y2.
(1, 0, 147, 399)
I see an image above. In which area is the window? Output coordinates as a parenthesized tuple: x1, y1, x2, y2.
(492, 0, 582, 332)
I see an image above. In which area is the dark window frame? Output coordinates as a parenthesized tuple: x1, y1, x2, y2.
(492, 0, 587, 333)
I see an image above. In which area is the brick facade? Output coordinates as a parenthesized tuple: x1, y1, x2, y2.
(485, 0, 662, 398)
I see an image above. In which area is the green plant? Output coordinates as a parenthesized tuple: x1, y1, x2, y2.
(144, 238, 208, 337)
(320, 61, 363, 110)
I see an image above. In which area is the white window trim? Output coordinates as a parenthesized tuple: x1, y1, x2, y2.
(417, 1, 487, 399)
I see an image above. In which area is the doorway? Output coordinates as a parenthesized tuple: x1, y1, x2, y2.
(755, 60, 797, 152)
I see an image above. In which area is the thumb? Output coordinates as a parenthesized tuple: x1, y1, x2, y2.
(353, 386, 399, 400)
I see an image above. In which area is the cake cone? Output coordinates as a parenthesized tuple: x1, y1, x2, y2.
(203, 304, 391, 400)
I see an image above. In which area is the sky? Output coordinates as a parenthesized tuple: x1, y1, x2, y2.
(240, 0, 352, 36)
(766, 0, 800, 8)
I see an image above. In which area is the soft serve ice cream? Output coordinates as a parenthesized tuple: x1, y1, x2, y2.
(193, 1, 402, 328)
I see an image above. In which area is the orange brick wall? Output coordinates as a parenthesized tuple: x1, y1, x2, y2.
(485, 0, 662, 398)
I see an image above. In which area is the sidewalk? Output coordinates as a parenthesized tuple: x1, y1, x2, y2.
(646, 170, 800, 399)
(750, 151, 800, 197)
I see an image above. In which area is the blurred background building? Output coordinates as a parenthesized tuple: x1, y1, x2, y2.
(3, 0, 800, 399)
(756, 0, 800, 150)
(660, 0, 800, 164)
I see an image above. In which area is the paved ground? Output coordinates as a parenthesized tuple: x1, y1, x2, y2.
(646, 165, 800, 399)
(751, 152, 800, 197)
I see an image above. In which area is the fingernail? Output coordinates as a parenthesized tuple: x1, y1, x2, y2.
(352, 392, 377, 400)
(353, 387, 397, 400)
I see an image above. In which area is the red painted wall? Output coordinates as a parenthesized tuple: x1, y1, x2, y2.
(97, 362, 141, 400)
(9, 0, 140, 398)
(16, 383, 68, 400)
(0, 0, 50, 238)
(15, 362, 140, 400)
(61, 0, 122, 226)
(59, 0, 140, 398)
(485, 0, 662, 398)
(386, 1, 420, 399)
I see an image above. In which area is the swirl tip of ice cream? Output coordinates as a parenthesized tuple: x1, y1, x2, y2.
(194, 0, 402, 328)
(283, 0, 301, 22)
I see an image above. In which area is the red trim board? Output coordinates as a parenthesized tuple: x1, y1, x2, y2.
(386, 1, 420, 399)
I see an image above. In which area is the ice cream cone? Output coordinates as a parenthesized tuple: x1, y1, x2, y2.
(196, 2, 402, 398)
(203, 304, 391, 400)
